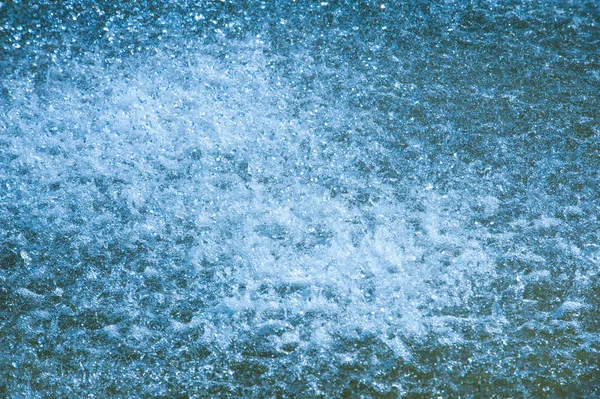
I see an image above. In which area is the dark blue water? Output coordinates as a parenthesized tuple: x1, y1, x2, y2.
(1, 1, 599, 397)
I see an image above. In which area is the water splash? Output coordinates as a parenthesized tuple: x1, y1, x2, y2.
(1, 1, 599, 397)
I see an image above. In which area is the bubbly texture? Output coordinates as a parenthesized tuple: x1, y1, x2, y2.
(1, 1, 599, 397)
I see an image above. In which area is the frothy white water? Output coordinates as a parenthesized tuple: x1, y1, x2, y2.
(5, 38, 497, 339)
(2, 29, 598, 397)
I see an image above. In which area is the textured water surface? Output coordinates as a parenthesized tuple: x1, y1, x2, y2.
(1, 1, 599, 397)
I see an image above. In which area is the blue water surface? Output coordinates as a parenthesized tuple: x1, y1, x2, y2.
(1, 1, 599, 397)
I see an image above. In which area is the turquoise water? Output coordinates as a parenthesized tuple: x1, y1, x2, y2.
(1, 1, 599, 397)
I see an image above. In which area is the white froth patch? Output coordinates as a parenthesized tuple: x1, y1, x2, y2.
(3, 38, 498, 364)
